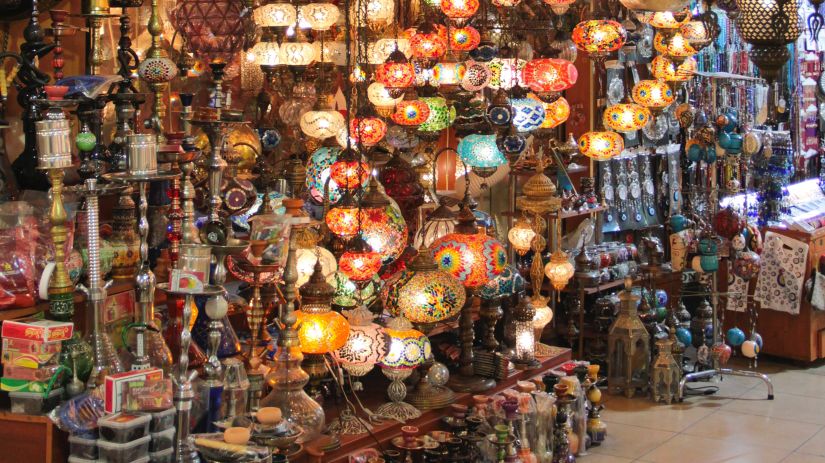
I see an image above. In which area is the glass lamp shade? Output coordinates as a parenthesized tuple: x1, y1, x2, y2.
(251, 41, 280, 66)
(603, 103, 652, 132)
(254, 3, 298, 27)
(433, 60, 467, 87)
(332, 308, 389, 375)
(368, 39, 411, 64)
(295, 309, 350, 354)
(457, 134, 507, 168)
(540, 96, 570, 129)
(300, 109, 346, 139)
(367, 82, 403, 116)
(514, 317, 536, 363)
(533, 301, 553, 331)
(391, 98, 431, 126)
(418, 97, 456, 133)
(578, 131, 625, 161)
(326, 205, 361, 240)
(381, 323, 431, 369)
(375, 52, 416, 90)
(296, 247, 338, 287)
(544, 249, 575, 291)
(440, 0, 479, 22)
(306, 146, 342, 203)
(493, 0, 522, 7)
(572, 20, 627, 57)
(522, 58, 578, 93)
(430, 232, 507, 288)
(330, 271, 381, 308)
(410, 30, 448, 60)
(360, 203, 409, 265)
(138, 57, 178, 84)
(487, 58, 526, 89)
(508, 217, 536, 255)
(680, 20, 713, 49)
(330, 158, 370, 189)
(632, 79, 675, 112)
(461, 62, 491, 91)
(363, 0, 395, 24)
(414, 208, 457, 249)
(543, 0, 576, 14)
(449, 26, 481, 51)
(349, 117, 388, 146)
(300, 3, 340, 30)
(651, 55, 696, 82)
(280, 41, 317, 66)
(510, 97, 547, 133)
(479, 265, 526, 300)
(339, 245, 384, 282)
(315, 41, 347, 66)
(380, 252, 466, 324)
(654, 32, 696, 60)
(647, 10, 689, 29)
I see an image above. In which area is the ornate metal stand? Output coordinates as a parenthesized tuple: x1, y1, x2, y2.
(448, 288, 496, 393)
(159, 283, 225, 463)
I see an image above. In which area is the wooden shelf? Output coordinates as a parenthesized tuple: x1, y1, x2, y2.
(543, 277, 625, 295)
(301, 347, 572, 463)
(549, 205, 607, 220)
(0, 410, 67, 462)
(0, 281, 137, 322)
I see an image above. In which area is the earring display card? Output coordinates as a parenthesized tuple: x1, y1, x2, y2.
(754, 231, 808, 315)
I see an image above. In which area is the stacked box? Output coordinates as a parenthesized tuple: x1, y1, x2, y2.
(1, 319, 72, 402)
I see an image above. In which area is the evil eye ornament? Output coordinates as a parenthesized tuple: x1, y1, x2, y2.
(726, 327, 746, 346)
(751, 332, 763, 350)
(676, 326, 692, 346)
(655, 289, 668, 307)
(741, 339, 760, 358)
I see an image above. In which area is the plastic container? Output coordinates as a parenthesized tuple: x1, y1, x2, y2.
(149, 427, 175, 452)
(149, 407, 175, 432)
(9, 387, 63, 414)
(98, 412, 151, 443)
(69, 434, 98, 459)
(149, 447, 173, 463)
(68, 456, 98, 463)
(96, 434, 150, 463)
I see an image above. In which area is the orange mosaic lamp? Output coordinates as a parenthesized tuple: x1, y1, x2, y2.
(329, 150, 370, 189)
(349, 116, 387, 146)
(325, 199, 360, 241)
(646, 9, 690, 30)
(603, 103, 651, 132)
(295, 261, 351, 355)
(440, 0, 479, 25)
(539, 96, 571, 129)
(391, 94, 432, 126)
(448, 26, 481, 51)
(632, 79, 675, 114)
(522, 58, 579, 95)
(572, 19, 627, 59)
(339, 237, 383, 282)
(578, 131, 624, 161)
(374, 49, 416, 96)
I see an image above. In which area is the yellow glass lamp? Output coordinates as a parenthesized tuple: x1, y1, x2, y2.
(632, 79, 675, 115)
(376, 316, 431, 422)
(543, 0, 576, 15)
(532, 298, 554, 357)
(300, 3, 340, 31)
(508, 216, 537, 256)
(544, 249, 574, 291)
(295, 261, 351, 355)
(572, 19, 627, 60)
(603, 103, 651, 132)
(646, 9, 690, 30)
(251, 41, 280, 67)
(654, 31, 697, 63)
(254, 3, 298, 28)
(578, 131, 624, 161)
(651, 55, 696, 84)
(367, 82, 403, 117)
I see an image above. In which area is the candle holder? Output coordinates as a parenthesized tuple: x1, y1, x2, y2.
(73, 178, 127, 388)
(104, 151, 178, 370)
(159, 283, 225, 463)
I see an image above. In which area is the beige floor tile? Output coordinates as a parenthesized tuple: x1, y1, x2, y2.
(637, 434, 790, 463)
(797, 363, 825, 377)
(587, 421, 676, 460)
(721, 388, 825, 425)
(781, 453, 825, 463)
(797, 427, 825, 457)
(761, 370, 825, 399)
(682, 410, 822, 451)
(576, 454, 634, 463)
(600, 395, 718, 432)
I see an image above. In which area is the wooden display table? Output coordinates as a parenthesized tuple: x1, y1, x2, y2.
(302, 346, 572, 463)
(0, 411, 68, 462)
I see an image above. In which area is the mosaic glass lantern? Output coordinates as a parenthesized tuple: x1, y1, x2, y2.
(353, 0, 395, 29)
(391, 95, 431, 127)
(254, 3, 298, 27)
(296, 247, 338, 287)
(315, 41, 347, 66)
(300, 107, 346, 140)
(339, 237, 383, 282)
(543, 0, 576, 15)
(432, 59, 467, 89)
(457, 134, 507, 169)
(349, 117, 388, 147)
(295, 262, 351, 354)
(522, 58, 578, 95)
(360, 197, 409, 265)
(654, 31, 697, 62)
(410, 24, 448, 63)
(508, 216, 536, 255)
(418, 97, 457, 134)
(461, 61, 491, 91)
(300, 3, 340, 30)
(487, 58, 526, 89)
(572, 20, 627, 59)
(680, 20, 714, 51)
(632, 79, 675, 114)
(332, 306, 390, 377)
(280, 41, 317, 66)
(646, 10, 690, 29)
(603, 103, 651, 132)
(414, 200, 457, 249)
(330, 272, 381, 309)
(578, 131, 624, 161)
(251, 42, 280, 67)
(510, 97, 547, 133)
(607, 278, 650, 398)
(367, 82, 403, 117)
(544, 249, 575, 291)
(375, 50, 416, 96)
(440, 0, 479, 25)
(618, 0, 689, 12)
(479, 265, 525, 300)
(329, 150, 370, 189)
(368, 39, 411, 64)
(430, 226, 507, 289)
(449, 26, 481, 52)
(735, 0, 800, 82)
(326, 202, 361, 240)
(381, 248, 466, 325)
(540, 96, 571, 129)
(376, 316, 431, 421)
(306, 146, 342, 203)
(651, 55, 696, 83)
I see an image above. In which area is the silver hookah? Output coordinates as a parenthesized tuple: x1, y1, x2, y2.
(79, 178, 124, 388)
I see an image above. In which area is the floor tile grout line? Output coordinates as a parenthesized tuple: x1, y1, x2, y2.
(789, 423, 825, 454)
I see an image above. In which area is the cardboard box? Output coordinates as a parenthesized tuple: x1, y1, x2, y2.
(1, 350, 60, 368)
(2, 337, 62, 355)
(104, 368, 164, 413)
(1, 377, 56, 393)
(2, 318, 74, 343)
(2, 364, 63, 381)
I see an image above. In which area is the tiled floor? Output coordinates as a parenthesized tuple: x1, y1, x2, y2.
(584, 357, 825, 463)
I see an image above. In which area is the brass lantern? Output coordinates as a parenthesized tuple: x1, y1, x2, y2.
(651, 338, 681, 404)
(607, 277, 650, 398)
(735, 0, 800, 82)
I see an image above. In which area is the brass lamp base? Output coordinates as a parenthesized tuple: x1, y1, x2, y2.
(375, 400, 422, 423)
(327, 408, 372, 436)
(406, 384, 456, 410)
(536, 342, 554, 358)
(448, 373, 496, 393)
